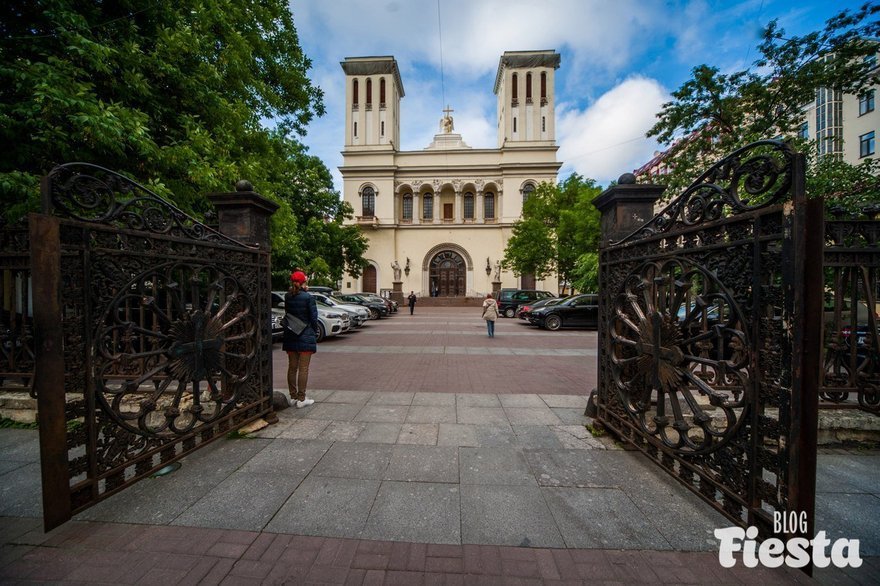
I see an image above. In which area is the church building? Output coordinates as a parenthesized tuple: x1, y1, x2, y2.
(339, 50, 562, 300)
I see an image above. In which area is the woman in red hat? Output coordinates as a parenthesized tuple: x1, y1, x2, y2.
(283, 270, 319, 408)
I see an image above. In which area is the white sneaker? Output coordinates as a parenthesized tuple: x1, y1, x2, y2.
(295, 398, 315, 409)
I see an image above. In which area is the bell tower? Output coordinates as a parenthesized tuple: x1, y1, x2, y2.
(341, 56, 404, 151)
(494, 50, 560, 147)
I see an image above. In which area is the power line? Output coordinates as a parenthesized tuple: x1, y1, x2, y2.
(437, 0, 446, 111)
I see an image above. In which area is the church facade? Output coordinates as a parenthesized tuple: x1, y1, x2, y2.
(338, 51, 562, 299)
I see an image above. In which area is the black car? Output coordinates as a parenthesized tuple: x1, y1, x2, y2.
(517, 297, 564, 320)
(338, 293, 389, 319)
(530, 294, 599, 330)
(496, 289, 555, 318)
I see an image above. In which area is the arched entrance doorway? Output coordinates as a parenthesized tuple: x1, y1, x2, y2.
(429, 250, 465, 297)
(362, 265, 377, 293)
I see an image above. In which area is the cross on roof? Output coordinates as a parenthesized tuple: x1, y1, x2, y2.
(443, 105, 454, 117)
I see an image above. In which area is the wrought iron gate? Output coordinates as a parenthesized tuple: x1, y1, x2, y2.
(27, 163, 273, 530)
(595, 141, 821, 541)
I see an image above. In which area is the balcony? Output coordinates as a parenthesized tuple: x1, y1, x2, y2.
(356, 215, 378, 228)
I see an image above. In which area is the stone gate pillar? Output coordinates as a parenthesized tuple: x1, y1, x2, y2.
(208, 180, 281, 421)
(591, 173, 665, 247)
(208, 180, 279, 249)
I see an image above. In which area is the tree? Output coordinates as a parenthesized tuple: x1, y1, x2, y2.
(647, 3, 880, 198)
(0, 0, 368, 284)
(501, 174, 602, 293)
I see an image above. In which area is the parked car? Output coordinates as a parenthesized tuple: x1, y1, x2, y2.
(497, 289, 555, 318)
(358, 292, 397, 313)
(310, 292, 370, 327)
(271, 291, 350, 342)
(530, 293, 599, 330)
(517, 297, 564, 320)
(337, 293, 389, 319)
(307, 286, 336, 295)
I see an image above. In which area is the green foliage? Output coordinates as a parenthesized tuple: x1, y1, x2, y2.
(501, 175, 602, 292)
(571, 252, 599, 294)
(0, 417, 38, 429)
(226, 430, 252, 439)
(0, 0, 368, 281)
(647, 3, 880, 199)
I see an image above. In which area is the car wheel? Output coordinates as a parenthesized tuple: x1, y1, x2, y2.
(369, 308, 380, 319)
(316, 322, 326, 342)
(545, 315, 562, 331)
(504, 307, 515, 318)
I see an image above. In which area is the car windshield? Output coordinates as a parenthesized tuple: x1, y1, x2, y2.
(328, 295, 349, 305)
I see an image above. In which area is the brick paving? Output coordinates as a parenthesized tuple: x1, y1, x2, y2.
(1, 516, 840, 584)
(1, 307, 877, 584)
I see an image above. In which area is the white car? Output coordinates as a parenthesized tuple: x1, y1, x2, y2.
(310, 292, 370, 327)
(271, 291, 350, 342)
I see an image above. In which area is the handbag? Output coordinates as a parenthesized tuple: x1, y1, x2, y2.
(283, 313, 308, 335)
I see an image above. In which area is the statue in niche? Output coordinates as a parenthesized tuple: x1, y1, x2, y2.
(494, 260, 502, 282)
(392, 260, 402, 282)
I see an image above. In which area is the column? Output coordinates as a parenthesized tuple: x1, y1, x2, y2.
(432, 192, 440, 223)
(412, 192, 420, 225)
(477, 191, 485, 224)
(454, 191, 462, 223)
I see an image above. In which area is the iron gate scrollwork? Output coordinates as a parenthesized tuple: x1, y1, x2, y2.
(595, 140, 820, 543)
(30, 163, 273, 530)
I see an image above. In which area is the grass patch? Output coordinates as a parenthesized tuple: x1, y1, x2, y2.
(226, 430, 252, 440)
(585, 423, 605, 438)
(0, 417, 38, 430)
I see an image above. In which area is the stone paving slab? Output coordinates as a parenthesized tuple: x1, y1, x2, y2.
(361, 481, 461, 544)
(460, 484, 566, 548)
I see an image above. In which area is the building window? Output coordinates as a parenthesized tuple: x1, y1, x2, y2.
(353, 121, 357, 137)
(463, 193, 474, 219)
(380, 78, 386, 107)
(362, 186, 375, 217)
(860, 131, 875, 158)
(513, 118, 517, 133)
(484, 193, 495, 219)
(860, 90, 875, 116)
(526, 73, 532, 103)
(797, 121, 809, 140)
(522, 183, 535, 204)
(816, 87, 843, 158)
(381, 121, 385, 136)
(353, 79, 359, 107)
(366, 79, 372, 107)
(511, 73, 518, 105)
(542, 116, 546, 132)
(540, 72, 547, 105)
(423, 193, 433, 219)
(402, 194, 412, 220)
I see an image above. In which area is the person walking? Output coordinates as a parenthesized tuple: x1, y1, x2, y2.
(407, 291, 417, 315)
(284, 270, 319, 408)
(482, 293, 498, 338)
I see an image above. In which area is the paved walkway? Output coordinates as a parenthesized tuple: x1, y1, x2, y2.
(0, 308, 877, 584)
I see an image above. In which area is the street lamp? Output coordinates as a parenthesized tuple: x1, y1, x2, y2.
(404, 257, 411, 277)
(485, 257, 492, 276)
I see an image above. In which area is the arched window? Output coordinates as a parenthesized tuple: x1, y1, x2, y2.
(422, 193, 433, 219)
(511, 73, 518, 105)
(362, 186, 375, 217)
(402, 193, 413, 220)
(540, 72, 547, 105)
(484, 193, 495, 220)
(463, 193, 474, 219)
(522, 183, 535, 204)
(353, 79, 359, 107)
(380, 78, 386, 106)
(366, 79, 372, 106)
(526, 73, 532, 103)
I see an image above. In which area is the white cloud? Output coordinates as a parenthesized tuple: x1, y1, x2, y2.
(556, 77, 669, 184)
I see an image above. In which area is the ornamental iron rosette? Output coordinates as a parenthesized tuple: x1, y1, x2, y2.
(94, 262, 258, 437)
(610, 259, 751, 454)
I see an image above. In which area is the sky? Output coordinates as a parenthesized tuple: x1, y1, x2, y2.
(291, 0, 867, 191)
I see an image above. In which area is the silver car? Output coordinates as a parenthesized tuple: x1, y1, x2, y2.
(310, 292, 370, 327)
(271, 291, 350, 342)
